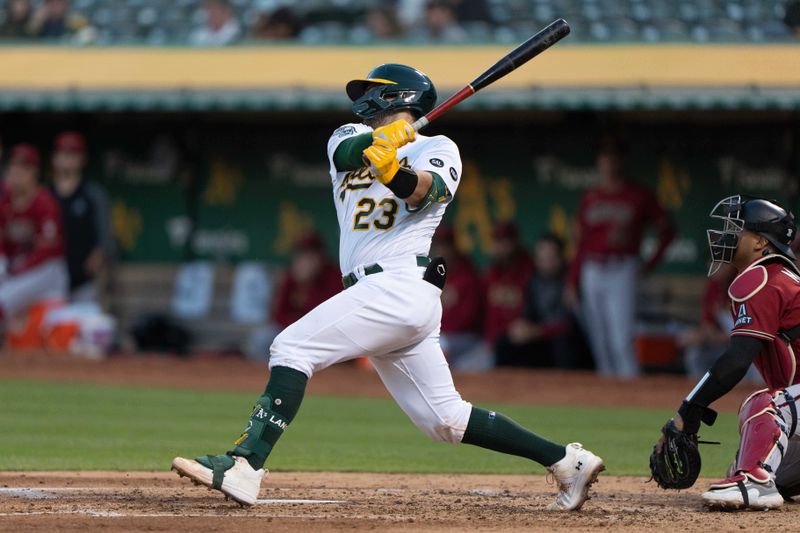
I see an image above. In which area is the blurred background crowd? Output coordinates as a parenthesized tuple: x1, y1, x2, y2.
(0, 0, 799, 45)
(1, 1, 799, 382)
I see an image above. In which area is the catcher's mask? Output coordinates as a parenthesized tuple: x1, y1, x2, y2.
(346, 63, 437, 121)
(707, 195, 797, 276)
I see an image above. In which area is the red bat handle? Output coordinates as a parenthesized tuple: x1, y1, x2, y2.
(411, 85, 475, 131)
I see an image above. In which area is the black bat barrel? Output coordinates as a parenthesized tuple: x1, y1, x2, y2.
(470, 19, 570, 92)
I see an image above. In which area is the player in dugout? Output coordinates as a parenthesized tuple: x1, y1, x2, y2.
(0, 144, 67, 330)
(49, 131, 114, 304)
(565, 136, 675, 378)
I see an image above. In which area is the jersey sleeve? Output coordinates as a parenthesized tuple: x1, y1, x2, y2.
(326, 123, 372, 182)
(412, 136, 462, 201)
(729, 272, 781, 341)
(87, 183, 115, 257)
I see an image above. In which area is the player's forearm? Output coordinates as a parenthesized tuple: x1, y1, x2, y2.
(680, 335, 763, 431)
(565, 247, 583, 288)
(643, 224, 676, 273)
(333, 133, 373, 171)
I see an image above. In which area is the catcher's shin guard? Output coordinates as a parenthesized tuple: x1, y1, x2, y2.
(718, 390, 788, 486)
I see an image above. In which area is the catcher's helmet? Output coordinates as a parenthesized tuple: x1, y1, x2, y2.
(346, 64, 437, 120)
(707, 195, 797, 275)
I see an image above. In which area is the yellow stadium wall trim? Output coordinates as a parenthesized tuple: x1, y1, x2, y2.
(0, 45, 798, 90)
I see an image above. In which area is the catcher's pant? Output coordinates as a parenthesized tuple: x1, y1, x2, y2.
(736, 385, 800, 485)
(579, 257, 639, 378)
(776, 439, 800, 490)
(269, 256, 473, 443)
(0, 259, 68, 318)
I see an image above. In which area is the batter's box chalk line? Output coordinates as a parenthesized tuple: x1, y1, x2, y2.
(0, 487, 347, 506)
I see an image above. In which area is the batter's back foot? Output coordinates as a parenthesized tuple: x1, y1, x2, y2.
(546, 442, 605, 511)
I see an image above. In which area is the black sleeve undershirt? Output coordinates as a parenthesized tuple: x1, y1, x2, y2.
(686, 335, 764, 408)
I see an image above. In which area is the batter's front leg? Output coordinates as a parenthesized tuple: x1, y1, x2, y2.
(372, 336, 605, 511)
(172, 278, 423, 505)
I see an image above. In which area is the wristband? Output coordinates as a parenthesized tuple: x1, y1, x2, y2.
(384, 167, 418, 199)
(677, 400, 718, 434)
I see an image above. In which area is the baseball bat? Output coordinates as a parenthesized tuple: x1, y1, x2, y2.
(411, 18, 570, 131)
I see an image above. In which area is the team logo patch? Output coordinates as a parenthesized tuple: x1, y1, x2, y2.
(735, 303, 753, 327)
(449, 167, 459, 181)
(429, 158, 444, 168)
(333, 125, 356, 138)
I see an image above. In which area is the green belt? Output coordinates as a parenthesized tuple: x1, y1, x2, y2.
(342, 256, 431, 289)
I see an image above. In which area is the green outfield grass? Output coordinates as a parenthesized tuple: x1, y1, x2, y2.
(0, 379, 739, 476)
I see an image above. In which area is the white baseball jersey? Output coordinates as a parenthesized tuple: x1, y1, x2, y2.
(326, 123, 462, 274)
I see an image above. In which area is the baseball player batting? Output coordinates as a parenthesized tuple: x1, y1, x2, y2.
(172, 63, 604, 510)
(651, 195, 800, 509)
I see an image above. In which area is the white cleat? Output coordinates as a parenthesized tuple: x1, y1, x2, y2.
(546, 442, 605, 511)
(702, 478, 784, 511)
(172, 455, 266, 506)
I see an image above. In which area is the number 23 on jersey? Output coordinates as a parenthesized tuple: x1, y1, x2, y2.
(353, 197, 399, 231)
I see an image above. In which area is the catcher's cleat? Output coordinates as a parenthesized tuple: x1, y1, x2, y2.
(702, 475, 784, 510)
(172, 454, 266, 506)
(546, 442, 605, 511)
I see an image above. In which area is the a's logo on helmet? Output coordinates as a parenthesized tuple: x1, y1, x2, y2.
(449, 167, 459, 182)
(429, 158, 444, 168)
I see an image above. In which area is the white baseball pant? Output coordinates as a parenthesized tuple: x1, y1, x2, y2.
(0, 259, 68, 318)
(579, 256, 640, 378)
(268, 256, 473, 444)
(773, 385, 800, 488)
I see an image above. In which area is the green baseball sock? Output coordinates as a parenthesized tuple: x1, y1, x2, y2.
(461, 407, 566, 467)
(228, 366, 308, 470)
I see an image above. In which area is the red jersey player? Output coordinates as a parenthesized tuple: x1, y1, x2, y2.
(566, 138, 674, 378)
(272, 232, 341, 329)
(432, 225, 488, 371)
(483, 221, 534, 348)
(0, 144, 67, 323)
(656, 195, 800, 510)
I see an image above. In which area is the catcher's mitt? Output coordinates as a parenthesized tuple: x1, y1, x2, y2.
(649, 420, 702, 490)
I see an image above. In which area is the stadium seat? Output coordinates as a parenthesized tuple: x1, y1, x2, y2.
(172, 262, 215, 320)
(229, 262, 272, 325)
(0, 0, 792, 44)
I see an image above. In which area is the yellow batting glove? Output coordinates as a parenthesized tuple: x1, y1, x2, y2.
(372, 120, 415, 149)
(363, 138, 400, 185)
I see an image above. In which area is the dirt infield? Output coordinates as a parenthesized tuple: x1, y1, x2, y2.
(0, 354, 780, 531)
(0, 471, 796, 532)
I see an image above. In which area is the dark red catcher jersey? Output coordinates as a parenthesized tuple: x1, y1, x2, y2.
(728, 255, 800, 390)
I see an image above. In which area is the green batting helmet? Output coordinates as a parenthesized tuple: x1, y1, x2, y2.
(346, 64, 437, 120)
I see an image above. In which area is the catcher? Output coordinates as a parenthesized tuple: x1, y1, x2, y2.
(651, 195, 800, 510)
